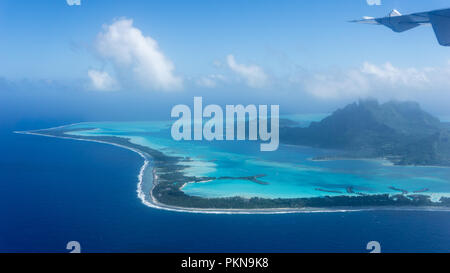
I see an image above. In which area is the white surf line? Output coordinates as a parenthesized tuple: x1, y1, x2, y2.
(15, 129, 358, 214)
(14, 129, 450, 215)
(14, 122, 87, 133)
(14, 130, 167, 211)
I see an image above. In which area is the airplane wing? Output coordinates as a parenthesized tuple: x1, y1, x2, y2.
(426, 8, 450, 46)
(351, 8, 450, 46)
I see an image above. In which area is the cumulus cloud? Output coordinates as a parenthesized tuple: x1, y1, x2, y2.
(95, 18, 182, 91)
(88, 70, 119, 91)
(366, 0, 381, 6)
(298, 62, 450, 100)
(66, 0, 81, 6)
(226, 54, 268, 88)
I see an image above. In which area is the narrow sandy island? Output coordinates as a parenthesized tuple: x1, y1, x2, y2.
(14, 127, 450, 215)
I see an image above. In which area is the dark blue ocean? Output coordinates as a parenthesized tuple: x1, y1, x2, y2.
(1, 121, 450, 253)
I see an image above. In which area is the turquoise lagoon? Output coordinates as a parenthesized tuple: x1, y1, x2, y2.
(65, 120, 450, 202)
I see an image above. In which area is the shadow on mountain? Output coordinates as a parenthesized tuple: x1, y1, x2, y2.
(281, 99, 450, 166)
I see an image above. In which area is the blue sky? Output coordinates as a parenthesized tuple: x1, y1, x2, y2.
(0, 0, 449, 78)
(1, 0, 450, 121)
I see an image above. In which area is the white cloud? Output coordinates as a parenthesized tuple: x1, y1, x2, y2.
(366, 0, 381, 6)
(95, 18, 182, 91)
(302, 69, 370, 99)
(226, 54, 268, 88)
(196, 74, 226, 88)
(361, 62, 429, 87)
(196, 76, 216, 88)
(298, 62, 450, 100)
(88, 70, 119, 91)
(66, 0, 81, 6)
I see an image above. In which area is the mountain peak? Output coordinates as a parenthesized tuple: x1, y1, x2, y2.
(331, 100, 441, 136)
(281, 100, 450, 166)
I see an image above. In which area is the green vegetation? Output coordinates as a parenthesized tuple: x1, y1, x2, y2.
(32, 123, 450, 210)
(281, 99, 450, 166)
